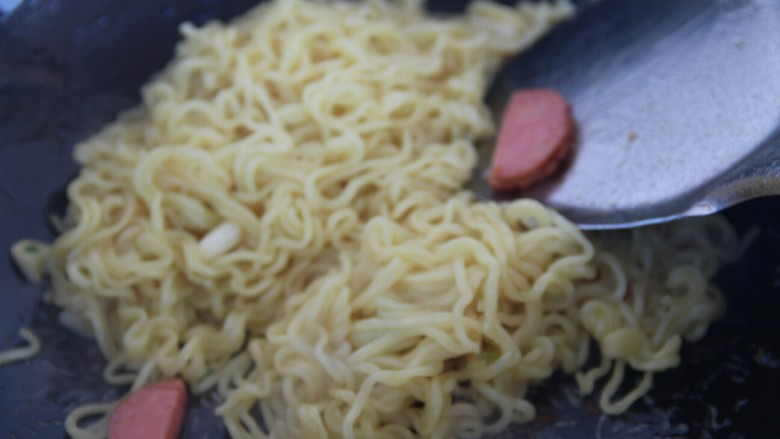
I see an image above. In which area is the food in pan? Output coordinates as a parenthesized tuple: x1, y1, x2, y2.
(7, 0, 740, 438)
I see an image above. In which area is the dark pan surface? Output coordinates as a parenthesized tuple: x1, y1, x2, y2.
(2, 1, 780, 437)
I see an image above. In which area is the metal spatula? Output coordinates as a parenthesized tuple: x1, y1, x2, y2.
(469, 0, 780, 230)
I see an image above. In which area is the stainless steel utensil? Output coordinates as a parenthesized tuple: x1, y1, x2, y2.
(469, 0, 780, 229)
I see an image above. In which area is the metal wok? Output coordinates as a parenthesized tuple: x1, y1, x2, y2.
(1, 0, 779, 437)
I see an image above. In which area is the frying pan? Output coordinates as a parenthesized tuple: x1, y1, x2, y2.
(1, 0, 780, 437)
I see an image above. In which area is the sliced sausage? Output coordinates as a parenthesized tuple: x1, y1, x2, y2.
(108, 378, 188, 439)
(489, 89, 574, 191)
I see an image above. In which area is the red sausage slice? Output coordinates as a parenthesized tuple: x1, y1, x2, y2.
(489, 89, 574, 191)
(108, 378, 188, 439)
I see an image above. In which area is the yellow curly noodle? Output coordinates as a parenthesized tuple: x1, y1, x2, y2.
(0, 328, 41, 366)
(11, 0, 741, 437)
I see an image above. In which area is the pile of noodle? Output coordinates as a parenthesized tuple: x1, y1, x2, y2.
(10, 0, 740, 438)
